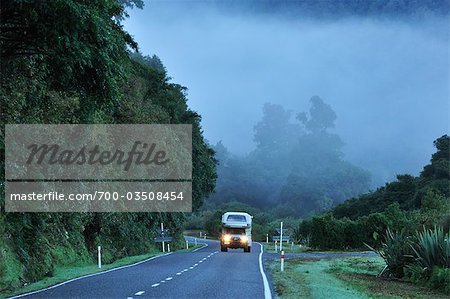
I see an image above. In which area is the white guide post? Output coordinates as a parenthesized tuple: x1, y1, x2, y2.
(98, 246, 102, 269)
(161, 223, 165, 253)
(280, 221, 283, 252)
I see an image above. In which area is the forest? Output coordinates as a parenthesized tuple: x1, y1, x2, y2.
(0, 0, 216, 291)
(207, 97, 371, 217)
(1, 0, 449, 295)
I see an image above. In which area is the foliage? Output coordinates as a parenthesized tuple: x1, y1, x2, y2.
(209, 97, 370, 216)
(428, 267, 450, 294)
(332, 135, 450, 220)
(366, 229, 415, 278)
(0, 1, 216, 291)
(406, 226, 450, 284)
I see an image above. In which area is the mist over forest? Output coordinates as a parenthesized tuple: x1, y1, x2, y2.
(1, 0, 449, 294)
(124, 0, 449, 190)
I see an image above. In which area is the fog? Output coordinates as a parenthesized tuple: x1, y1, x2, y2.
(123, 1, 449, 187)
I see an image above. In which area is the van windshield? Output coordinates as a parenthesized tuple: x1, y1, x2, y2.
(224, 228, 245, 235)
(226, 215, 246, 222)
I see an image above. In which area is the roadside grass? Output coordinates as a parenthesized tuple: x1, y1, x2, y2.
(269, 257, 370, 299)
(268, 255, 449, 299)
(329, 257, 449, 299)
(2, 244, 203, 299)
(264, 243, 309, 254)
(269, 258, 312, 298)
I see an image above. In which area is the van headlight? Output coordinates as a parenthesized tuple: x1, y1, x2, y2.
(240, 235, 248, 243)
(223, 234, 231, 244)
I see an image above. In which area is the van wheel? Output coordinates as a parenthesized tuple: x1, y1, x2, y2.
(244, 246, 251, 253)
(221, 246, 228, 252)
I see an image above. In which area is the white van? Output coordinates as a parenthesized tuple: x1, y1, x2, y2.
(220, 212, 252, 252)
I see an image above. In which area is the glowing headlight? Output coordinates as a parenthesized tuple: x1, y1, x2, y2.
(223, 234, 231, 243)
(240, 235, 248, 243)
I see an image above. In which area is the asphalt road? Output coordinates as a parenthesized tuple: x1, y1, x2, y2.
(11, 237, 271, 299)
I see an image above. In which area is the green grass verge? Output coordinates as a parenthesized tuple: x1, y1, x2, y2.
(268, 255, 449, 299)
(329, 257, 449, 299)
(269, 257, 370, 299)
(2, 244, 203, 299)
(264, 243, 309, 254)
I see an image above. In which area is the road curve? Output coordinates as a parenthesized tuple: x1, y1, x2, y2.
(11, 237, 271, 299)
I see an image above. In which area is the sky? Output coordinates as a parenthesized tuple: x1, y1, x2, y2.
(123, 1, 449, 187)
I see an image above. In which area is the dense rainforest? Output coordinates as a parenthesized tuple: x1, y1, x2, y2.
(0, 0, 216, 291)
(296, 135, 449, 250)
(207, 97, 371, 217)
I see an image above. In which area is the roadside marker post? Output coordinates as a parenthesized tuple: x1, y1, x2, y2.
(275, 240, 278, 252)
(280, 222, 283, 252)
(266, 233, 269, 243)
(98, 246, 102, 269)
(204, 234, 206, 239)
(167, 243, 171, 252)
(186, 240, 189, 249)
(195, 238, 197, 246)
(281, 250, 285, 272)
(161, 223, 165, 253)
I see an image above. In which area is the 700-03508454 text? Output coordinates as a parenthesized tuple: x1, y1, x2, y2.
(9, 191, 185, 201)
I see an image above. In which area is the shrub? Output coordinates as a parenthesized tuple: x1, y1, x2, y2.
(406, 226, 450, 283)
(428, 267, 450, 294)
(366, 228, 414, 278)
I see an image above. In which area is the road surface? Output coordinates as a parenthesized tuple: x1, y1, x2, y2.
(11, 237, 271, 299)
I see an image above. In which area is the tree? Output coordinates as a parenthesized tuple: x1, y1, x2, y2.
(1, 0, 138, 101)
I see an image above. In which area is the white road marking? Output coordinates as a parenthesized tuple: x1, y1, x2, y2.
(127, 297, 133, 299)
(192, 243, 208, 252)
(256, 242, 273, 299)
(183, 268, 188, 271)
(151, 283, 160, 287)
(176, 272, 182, 275)
(199, 260, 203, 263)
(8, 252, 173, 299)
(194, 263, 198, 266)
(189, 266, 194, 269)
(165, 277, 173, 281)
(134, 291, 145, 296)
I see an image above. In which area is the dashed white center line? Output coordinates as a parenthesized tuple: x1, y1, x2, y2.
(136, 252, 216, 296)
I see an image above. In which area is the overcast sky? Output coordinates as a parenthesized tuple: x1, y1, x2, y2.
(123, 1, 449, 187)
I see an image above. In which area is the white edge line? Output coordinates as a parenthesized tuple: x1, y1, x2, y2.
(191, 243, 208, 252)
(256, 242, 272, 299)
(8, 252, 173, 299)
